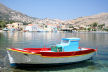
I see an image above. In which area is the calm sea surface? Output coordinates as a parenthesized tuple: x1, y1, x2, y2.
(0, 31, 108, 72)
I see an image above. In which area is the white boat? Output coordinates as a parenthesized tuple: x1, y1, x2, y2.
(7, 38, 97, 67)
(3, 27, 8, 31)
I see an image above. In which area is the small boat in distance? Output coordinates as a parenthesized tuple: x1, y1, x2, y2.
(3, 27, 8, 31)
(7, 38, 97, 67)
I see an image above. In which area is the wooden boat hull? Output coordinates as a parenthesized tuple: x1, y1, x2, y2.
(7, 48, 96, 66)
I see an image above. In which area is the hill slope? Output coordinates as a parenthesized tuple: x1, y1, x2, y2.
(0, 3, 108, 27)
(0, 3, 40, 23)
(65, 13, 108, 27)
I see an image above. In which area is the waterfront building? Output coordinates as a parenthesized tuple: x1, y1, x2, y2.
(6, 22, 23, 31)
(24, 24, 39, 31)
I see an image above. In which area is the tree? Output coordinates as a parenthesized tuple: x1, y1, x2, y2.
(91, 22, 98, 31)
(92, 22, 98, 27)
(0, 20, 6, 28)
(0, 20, 16, 28)
(98, 24, 105, 30)
(87, 28, 91, 31)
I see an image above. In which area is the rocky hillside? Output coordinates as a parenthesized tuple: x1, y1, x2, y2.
(0, 3, 63, 25)
(0, 3, 40, 23)
(0, 3, 108, 27)
(0, 3, 10, 20)
(65, 13, 108, 27)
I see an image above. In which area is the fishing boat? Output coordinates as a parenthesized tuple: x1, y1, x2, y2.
(7, 38, 97, 67)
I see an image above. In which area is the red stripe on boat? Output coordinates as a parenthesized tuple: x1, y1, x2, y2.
(9, 48, 96, 57)
(39, 48, 96, 57)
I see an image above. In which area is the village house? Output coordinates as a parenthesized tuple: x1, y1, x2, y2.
(6, 22, 23, 31)
(45, 24, 58, 32)
(24, 24, 39, 31)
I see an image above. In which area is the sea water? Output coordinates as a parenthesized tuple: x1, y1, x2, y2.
(0, 31, 108, 72)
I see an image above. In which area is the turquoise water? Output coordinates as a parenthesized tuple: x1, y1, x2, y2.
(0, 32, 108, 72)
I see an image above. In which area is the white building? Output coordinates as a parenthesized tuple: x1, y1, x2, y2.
(25, 24, 39, 31)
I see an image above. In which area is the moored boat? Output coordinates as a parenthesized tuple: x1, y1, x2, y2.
(3, 27, 8, 31)
(7, 38, 97, 67)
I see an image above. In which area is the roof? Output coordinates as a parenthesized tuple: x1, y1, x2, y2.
(28, 24, 33, 26)
(62, 38, 80, 41)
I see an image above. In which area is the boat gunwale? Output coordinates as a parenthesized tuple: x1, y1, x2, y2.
(7, 47, 96, 58)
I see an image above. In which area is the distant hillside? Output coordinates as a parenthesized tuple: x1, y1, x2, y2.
(0, 3, 108, 28)
(0, 3, 40, 23)
(65, 13, 108, 27)
(0, 3, 63, 25)
(0, 3, 10, 20)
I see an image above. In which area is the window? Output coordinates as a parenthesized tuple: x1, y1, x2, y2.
(62, 40, 69, 43)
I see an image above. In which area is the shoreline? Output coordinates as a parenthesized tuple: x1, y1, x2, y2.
(0, 30, 108, 33)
